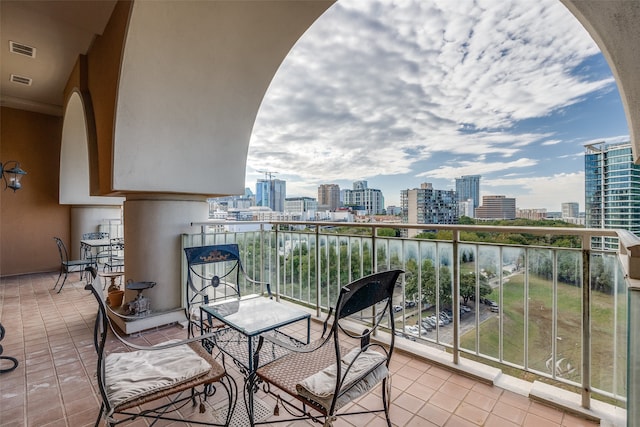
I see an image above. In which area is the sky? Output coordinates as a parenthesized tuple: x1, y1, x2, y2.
(246, 0, 630, 212)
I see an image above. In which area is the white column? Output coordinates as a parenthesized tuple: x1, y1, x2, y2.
(119, 195, 207, 332)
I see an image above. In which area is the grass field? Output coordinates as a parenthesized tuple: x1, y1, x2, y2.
(460, 271, 627, 399)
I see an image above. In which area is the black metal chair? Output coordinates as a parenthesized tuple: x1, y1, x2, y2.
(184, 243, 271, 337)
(250, 269, 404, 427)
(104, 237, 124, 272)
(82, 231, 111, 264)
(53, 236, 95, 293)
(84, 271, 237, 426)
(0, 322, 19, 374)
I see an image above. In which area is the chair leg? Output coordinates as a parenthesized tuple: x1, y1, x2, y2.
(93, 403, 104, 427)
(53, 268, 63, 291)
(382, 377, 392, 427)
(56, 270, 69, 294)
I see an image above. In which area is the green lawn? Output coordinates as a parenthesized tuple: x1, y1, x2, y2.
(460, 271, 627, 397)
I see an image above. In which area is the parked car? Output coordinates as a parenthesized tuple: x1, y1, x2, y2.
(422, 317, 436, 328)
(490, 305, 499, 313)
(393, 305, 403, 313)
(439, 312, 450, 324)
(405, 301, 417, 308)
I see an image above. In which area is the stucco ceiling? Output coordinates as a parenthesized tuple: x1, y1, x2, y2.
(0, 0, 116, 116)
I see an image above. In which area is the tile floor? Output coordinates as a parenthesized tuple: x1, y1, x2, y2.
(0, 272, 604, 426)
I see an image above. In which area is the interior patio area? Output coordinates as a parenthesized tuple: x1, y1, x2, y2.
(0, 272, 606, 427)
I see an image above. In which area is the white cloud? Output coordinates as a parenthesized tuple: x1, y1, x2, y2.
(247, 0, 621, 209)
(482, 172, 585, 210)
(417, 157, 538, 179)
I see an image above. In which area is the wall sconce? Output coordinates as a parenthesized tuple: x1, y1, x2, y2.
(0, 161, 27, 192)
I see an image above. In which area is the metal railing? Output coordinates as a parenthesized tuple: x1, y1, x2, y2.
(185, 220, 634, 410)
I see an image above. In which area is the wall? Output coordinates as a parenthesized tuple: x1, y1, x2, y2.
(0, 107, 68, 276)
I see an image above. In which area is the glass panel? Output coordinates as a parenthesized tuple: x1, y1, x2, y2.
(501, 247, 525, 367)
(477, 245, 499, 359)
(401, 240, 419, 334)
(591, 253, 618, 393)
(555, 250, 582, 385)
(417, 241, 437, 341)
(460, 243, 478, 353)
(527, 248, 554, 374)
(615, 262, 627, 400)
(628, 287, 639, 419)
(438, 243, 453, 345)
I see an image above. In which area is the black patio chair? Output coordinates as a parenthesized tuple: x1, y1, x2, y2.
(0, 322, 19, 374)
(184, 243, 271, 337)
(84, 270, 237, 426)
(250, 269, 404, 427)
(82, 231, 111, 264)
(53, 236, 94, 293)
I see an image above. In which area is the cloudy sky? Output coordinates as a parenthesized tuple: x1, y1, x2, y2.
(246, 0, 629, 212)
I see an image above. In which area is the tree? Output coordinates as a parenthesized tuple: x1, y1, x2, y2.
(459, 271, 492, 304)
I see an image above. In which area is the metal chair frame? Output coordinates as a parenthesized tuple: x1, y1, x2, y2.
(84, 268, 237, 426)
(81, 231, 111, 264)
(53, 236, 95, 293)
(0, 322, 19, 374)
(249, 270, 404, 427)
(184, 244, 270, 337)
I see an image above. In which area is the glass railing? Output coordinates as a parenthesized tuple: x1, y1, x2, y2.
(183, 220, 632, 410)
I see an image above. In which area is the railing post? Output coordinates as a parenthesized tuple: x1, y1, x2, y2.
(452, 230, 460, 365)
(275, 225, 280, 302)
(259, 223, 265, 291)
(315, 226, 321, 317)
(581, 235, 591, 409)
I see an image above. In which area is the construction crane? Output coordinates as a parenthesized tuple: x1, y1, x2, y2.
(257, 170, 278, 180)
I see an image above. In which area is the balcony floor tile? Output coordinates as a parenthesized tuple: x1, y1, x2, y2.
(0, 273, 605, 426)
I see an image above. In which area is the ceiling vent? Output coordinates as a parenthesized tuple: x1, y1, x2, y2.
(9, 41, 36, 58)
(10, 74, 32, 86)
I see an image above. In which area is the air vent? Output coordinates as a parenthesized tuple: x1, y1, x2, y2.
(10, 74, 32, 86)
(9, 41, 36, 58)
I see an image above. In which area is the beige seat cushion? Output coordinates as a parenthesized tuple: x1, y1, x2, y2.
(105, 341, 210, 408)
(295, 347, 388, 411)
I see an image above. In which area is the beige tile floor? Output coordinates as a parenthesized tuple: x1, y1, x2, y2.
(0, 272, 603, 427)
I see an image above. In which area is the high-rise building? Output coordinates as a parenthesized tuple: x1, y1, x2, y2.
(455, 175, 481, 214)
(585, 142, 640, 247)
(256, 178, 286, 212)
(284, 197, 317, 220)
(516, 208, 547, 220)
(475, 195, 516, 220)
(343, 181, 385, 215)
(317, 184, 341, 211)
(562, 202, 579, 219)
(401, 183, 458, 237)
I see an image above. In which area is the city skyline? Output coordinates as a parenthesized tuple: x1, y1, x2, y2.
(245, 0, 629, 211)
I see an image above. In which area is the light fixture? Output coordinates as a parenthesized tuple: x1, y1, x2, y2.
(0, 161, 27, 192)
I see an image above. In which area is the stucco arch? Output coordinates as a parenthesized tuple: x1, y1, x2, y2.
(112, 1, 334, 195)
(60, 91, 124, 205)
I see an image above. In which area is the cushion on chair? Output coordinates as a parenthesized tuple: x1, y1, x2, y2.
(105, 341, 211, 408)
(295, 347, 388, 411)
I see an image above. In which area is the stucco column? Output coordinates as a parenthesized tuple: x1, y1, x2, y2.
(118, 194, 207, 332)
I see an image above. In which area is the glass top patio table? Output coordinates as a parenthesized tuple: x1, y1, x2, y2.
(199, 295, 310, 373)
(80, 238, 113, 266)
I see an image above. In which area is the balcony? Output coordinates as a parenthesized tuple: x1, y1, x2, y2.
(1, 221, 635, 426)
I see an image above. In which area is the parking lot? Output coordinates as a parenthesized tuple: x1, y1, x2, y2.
(395, 299, 498, 345)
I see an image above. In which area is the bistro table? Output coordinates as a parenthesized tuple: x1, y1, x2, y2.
(199, 295, 310, 375)
(80, 238, 112, 265)
(199, 295, 310, 424)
